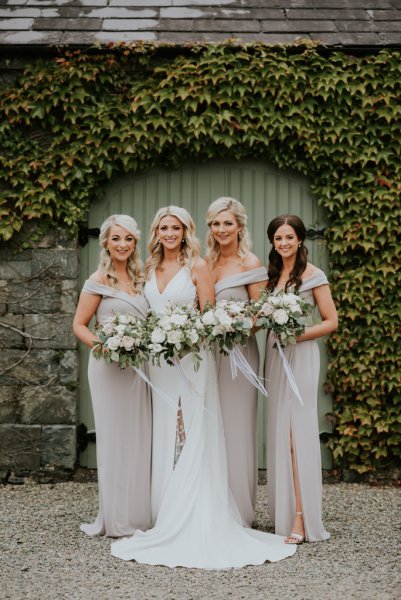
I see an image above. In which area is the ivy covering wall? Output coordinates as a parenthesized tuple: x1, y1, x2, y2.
(1, 42, 400, 474)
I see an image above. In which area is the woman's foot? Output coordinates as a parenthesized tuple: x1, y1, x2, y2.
(285, 512, 305, 544)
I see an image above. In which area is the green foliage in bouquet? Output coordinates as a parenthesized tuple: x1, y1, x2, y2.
(1, 41, 400, 474)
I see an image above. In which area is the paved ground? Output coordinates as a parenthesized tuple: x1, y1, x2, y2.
(1, 482, 400, 600)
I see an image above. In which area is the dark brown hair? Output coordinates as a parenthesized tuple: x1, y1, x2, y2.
(267, 214, 308, 291)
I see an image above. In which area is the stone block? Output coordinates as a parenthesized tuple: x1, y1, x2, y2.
(31, 249, 78, 279)
(102, 18, 159, 30)
(0, 386, 19, 423)
(33, 18, 102, 31)
(0, 18, 34, 30)
(373, 10, 401, 20)
(33, 227, 76, 250)
(41, 425, 76, 470)
(0, 424, 41, 470)
(61, 279, 79, 314)
(59, 350, 79, 386)
(286, 9, 370, 20)
(24, 314, 76, 350)
(261, 19, 337, 32)
(0, 350, 60, 386)
(0, 314, 25, 349)
(8, 279, 62, 315)
(95, 30, 157, 42)
(336, 20, 375, 33)
(20, 385, 77, 425)
(110, 0, 171, 5)
(193, 19, 261, 32)
(310, 31, 381, 45)
(0, 260, 32, 280)
(88, 7, 157, 18)
(374, 21, 401, 31)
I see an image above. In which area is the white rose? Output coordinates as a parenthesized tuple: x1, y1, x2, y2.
(269, 296, 281, 306)
(189, 331, 199, 344)
(229, 302, 243, 315)
(121, 336, 135, 351)
(151, 328, 166, 344)
(284, 293, 299, 306)
(272, 309, 289, 325)
(106, 336, 121, 351)
(202, 310, 216, 326)
(167, 330, 183, 344)
(170, 313, 188, 326)
(159, 315, 172, 330)
(195, 318, 204, 330)
(242, 317, 253, 330)
(115, 324, 126, 336)
(118, 315, 129, 325)
(260, 302, 274, 316)
(289, 303, 301, 313)
(215, 309, 233, 328)
(212, 324, 224, 336)
(103, 322, 115, 336)
(149, 343, 163, 353)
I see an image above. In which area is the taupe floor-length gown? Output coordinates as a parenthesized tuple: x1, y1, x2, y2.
(80, 280, 152, 538)
(264, 268, 330, 542)
(215, 266, 268, 527)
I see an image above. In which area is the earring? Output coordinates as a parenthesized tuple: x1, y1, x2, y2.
(181, 238, 185, 244)
(298, 243, 302, 248)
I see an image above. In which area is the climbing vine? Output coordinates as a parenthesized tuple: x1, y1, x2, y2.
(1, 42, 400, 474)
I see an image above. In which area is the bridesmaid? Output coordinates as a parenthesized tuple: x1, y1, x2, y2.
(264, 214, 338, 543)
(73, 215, 152, 537)
(206, 197, 267, 527)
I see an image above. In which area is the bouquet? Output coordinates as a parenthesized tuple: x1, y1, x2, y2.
(145, 302, 205, 369)
(252, 289, 313, 347)
(92, 312, 148, 369)
(202, 299, 254, 355)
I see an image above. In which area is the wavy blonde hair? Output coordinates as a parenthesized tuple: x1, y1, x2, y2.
(146, 205, 201, 278)
(205, 197, 252, 267)
(98, 214, 144, 292)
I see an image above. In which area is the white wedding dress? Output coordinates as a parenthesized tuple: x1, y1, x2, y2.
(111, 267, 296, 569)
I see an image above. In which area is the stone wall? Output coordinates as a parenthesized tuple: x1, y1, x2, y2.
(0, 224, 79, 482)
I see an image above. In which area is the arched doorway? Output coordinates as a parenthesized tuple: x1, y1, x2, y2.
(79, 160, 331, 469)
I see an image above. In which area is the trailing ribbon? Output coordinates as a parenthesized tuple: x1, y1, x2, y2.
(132, 366, 178, 412)
(275, 337, 304, 407)
(229, 343, 268, 397)
(173, 356, 215, 419)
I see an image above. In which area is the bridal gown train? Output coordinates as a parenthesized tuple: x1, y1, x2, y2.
(265, 269, 331, 542)
(214, 266, 268, 527)
(81, 280, 152, 538)
(111, 267, 296, 568)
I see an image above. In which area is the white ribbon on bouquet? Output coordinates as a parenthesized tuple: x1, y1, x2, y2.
(274, 337, 304, 407)
(229, 343, 268, 397)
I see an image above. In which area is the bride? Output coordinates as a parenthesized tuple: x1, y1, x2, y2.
(111, 206, 296, 569)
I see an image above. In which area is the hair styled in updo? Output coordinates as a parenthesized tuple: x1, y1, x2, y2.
(146, 205, 201, 278)
(98, 214, 144, 292)
(205, 197, 252, 267)
(267, 214, 308, 291)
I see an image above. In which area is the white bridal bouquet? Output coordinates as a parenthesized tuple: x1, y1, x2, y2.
(252, 289, 313, 347)
(92, 313, 149, 369)
(145, 302, 206, 369)
(202, 299, 254, 355)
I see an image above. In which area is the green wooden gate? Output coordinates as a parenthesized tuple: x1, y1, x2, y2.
(79, 160, 331, 469)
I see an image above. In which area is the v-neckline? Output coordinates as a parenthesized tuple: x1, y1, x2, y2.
(154, 267, 184, 295)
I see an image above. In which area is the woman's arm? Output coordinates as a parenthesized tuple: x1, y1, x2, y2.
(296, 284, 338, 343)
(72, 292, 102, 348)
(192, 257, 215, 311)
(244, 254, 267, 301)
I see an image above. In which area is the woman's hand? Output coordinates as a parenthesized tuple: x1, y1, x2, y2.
(296, 284, 338, 343)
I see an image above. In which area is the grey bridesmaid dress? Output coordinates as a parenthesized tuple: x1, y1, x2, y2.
(264, 268, 330, 542)
(215, 266, 268, 527)
(80, 280, 152, 538)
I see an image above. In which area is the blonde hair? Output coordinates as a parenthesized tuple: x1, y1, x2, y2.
(205, 197, 252, 267)
(146, 205, 201, 277)
(98, 214, 144, 292)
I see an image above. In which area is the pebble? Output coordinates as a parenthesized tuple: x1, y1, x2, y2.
(1, 482, 400, 600)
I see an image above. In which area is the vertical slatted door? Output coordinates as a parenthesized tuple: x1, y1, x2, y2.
(79, 160, 331, 469)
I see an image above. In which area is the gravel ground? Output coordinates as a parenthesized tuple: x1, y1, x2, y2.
(1, 482, 400, 600)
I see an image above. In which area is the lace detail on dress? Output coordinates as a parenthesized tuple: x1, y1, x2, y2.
(174, 397, 186, 468)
